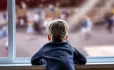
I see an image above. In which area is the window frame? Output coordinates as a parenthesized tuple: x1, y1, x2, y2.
(7, 0, 16, 62)
(0, 0, 16, 64)
(0, 0, 114, 64)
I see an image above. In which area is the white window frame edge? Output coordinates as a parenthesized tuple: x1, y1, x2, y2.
(0, 0, 16, 63)
(0, 0, 114, 64)
(7, 0, 16, 62)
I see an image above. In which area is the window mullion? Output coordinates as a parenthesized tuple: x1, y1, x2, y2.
(7, 0, 16, 62)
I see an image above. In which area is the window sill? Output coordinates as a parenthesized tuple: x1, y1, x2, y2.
(0, 64, 114, 70)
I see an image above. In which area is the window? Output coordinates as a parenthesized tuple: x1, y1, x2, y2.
(0, 0, 114, 64)
(0, 0, 8, 57)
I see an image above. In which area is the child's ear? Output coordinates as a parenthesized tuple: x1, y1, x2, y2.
(48, 34, 51, 41)
(65, 35, 68, 40)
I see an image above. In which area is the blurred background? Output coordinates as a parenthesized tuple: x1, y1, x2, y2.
(0, 0, 114, 57)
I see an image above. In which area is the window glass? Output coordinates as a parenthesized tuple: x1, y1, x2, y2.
(0, 0, 8, 57)
(16, 0, 114, 57)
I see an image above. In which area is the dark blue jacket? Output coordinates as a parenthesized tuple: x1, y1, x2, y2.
(31, 41, 87, 70)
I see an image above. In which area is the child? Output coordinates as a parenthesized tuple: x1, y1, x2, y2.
(81, 16, 93, 40)
(0, 22, 8, 51)
(26, 20, 34, 40)
(105, 12, 113, 33)
(31, 19, 87, 70)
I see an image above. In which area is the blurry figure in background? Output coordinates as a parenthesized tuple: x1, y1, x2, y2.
(44, 4, 60, 29)
(3, 23, 8, 51)
(60, 9, 70, 21)
(45, 4, 55, 20)
(43, 18, 52, 34)
(65, 9, 71, 21)
(44, 4, 55, 34)
(0, 23, 8, 39)
(54, 2, 61, 19)
(26, 20, 34, 40)
(3, 12, 7, 21)
(2, 11, 8, 24)
(21, 1, 27, 9)
(60, 9, 67, 20)
(16, 5, 20, 26)
(37, 4, 47, 35)
(105, 12, 114, 33)
(16, 2, 28, 27)
(33, 10, 40, 32)
(33, 10, 44, 34)
(0, 22, 8, 51)
(1, 11, 8, 51)
(38, 4, 45, 20)
(20, 18, 25, 26)
(81, 16, 93, 40)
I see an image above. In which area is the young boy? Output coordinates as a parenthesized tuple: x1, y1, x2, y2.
(31, 19, 87, 70)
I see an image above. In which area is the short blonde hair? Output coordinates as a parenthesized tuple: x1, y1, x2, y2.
(48, 19, 69, 41)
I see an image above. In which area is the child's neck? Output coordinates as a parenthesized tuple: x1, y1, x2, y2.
(51, 40, 66, 42)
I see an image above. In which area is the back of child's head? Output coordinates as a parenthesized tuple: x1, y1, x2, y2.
(48, 19, 69, 42)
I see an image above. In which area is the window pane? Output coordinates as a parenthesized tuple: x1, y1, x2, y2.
(16, 0, 114, 57)
(0, 0, 8, 57)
